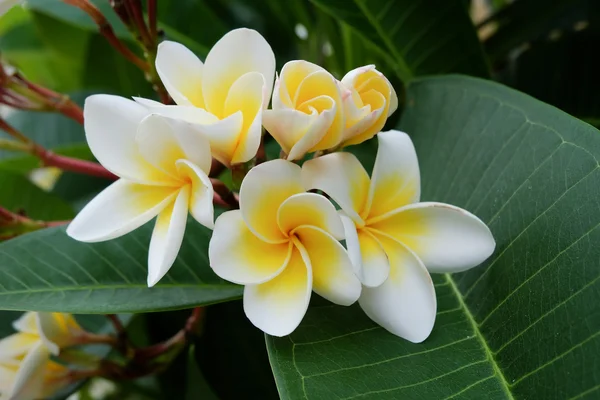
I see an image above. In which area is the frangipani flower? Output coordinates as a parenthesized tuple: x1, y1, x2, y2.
(302, 130, 495, 342)
(138, 28, 275, 167)
(208, 159, 361, 336)
(262, 60, 344, 160)
(338, 65, 398, 147)
(67, 95, 214, 286)
(0, 312, 82, 400)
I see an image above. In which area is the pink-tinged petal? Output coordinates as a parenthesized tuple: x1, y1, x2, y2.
(278, 193, 344, 239)
(365, 130, 420, 219)
(84, 95, 171, 184)
(239, 160, 304, 243)
(244, 243, 312, 336)
(359, 235, 436, 343)
(155, 41, 205, 107)
(147, 186, 190, 287)
(370, 202, 495, 273)
(209, 210, 292, 285)
(67, 179, 179, 243)
(176, 160, 214, 229)
(302, 152, 370, 223)
(203, 28, 275, 116)
(295, 226, 361, 305)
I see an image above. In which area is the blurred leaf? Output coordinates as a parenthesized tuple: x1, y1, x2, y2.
(186, 345, 219, 400)
(51, 172, 110, 212)
(0, 221, 241, 313)
(0, 171, 74, 220)
(309, 0, 489, 81)
(267, 75, 600, 399)
(482, 0, 587, 63)
(0, 94, 91, 173)
(197, 301, 278, 400)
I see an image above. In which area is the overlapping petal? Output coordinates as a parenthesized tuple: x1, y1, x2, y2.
(278, 193, 344, 240)
(147, 186, 190, 287)
(209, 210, 292, 285)
(202, 28, 275, 116)
(155, 41, 205, 107)
(243, 244, 312, 337)
(295, 226, 360, 305)
(366, 130, 420, 219)
(239, 160, 304, 243)
(67, 180, 179, 243)
(176, 160, 214, 228)
(9, 341, 50, 400)
(83, 95, 172, 184)
(359, 235, 436, 343)
(302, 152, 370, 223)
(370, 202, 495, 273)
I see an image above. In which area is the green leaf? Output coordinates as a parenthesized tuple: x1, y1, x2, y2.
(0, 221, 242, 313)
(0, 171, 74, 220)
(309, 0, 489, 81)
(267, 75, 600, 399)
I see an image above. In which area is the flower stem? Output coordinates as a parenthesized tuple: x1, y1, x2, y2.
(62, 0, 148, 72)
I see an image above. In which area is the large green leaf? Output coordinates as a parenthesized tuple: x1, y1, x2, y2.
(309, 0, 489, 81)
(0, 221, 241, 313)
(267, 76, 600, 399)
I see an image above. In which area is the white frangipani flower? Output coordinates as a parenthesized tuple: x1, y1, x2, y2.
(136, 28, 276, 167)
(67, 95, 215, 286)
(208, 159, 361, 336)
(0, 312, 82, 400)
(302, 130, 495, 343)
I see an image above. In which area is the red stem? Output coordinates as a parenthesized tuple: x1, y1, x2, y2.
(33, 146, 118, 180)
(147, 0, 157, 39)
(125, 0, 152, 48)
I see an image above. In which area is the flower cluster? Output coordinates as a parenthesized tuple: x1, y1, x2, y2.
(68, 29, 495, 342)
(0, 312, 84, 399)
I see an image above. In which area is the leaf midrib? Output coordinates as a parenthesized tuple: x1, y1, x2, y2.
(447, 274, 515, 400)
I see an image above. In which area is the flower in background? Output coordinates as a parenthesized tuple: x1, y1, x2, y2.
(67, 95, 215, 286)
(302, 130, 495, 342)
(208, 159, 361, 336)
(262, 60, 344, 160)
(338, 65, 398, 147)
(138, 28, 276, 167)
(0, 312, 83, 399)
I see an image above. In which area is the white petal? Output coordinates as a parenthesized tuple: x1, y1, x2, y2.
(133, 98, 219, 125)
(84, 95, 170, 184)
(301, 152, 370, 223)
(359, 235, 436, 343)
(203, 28, 275, 116)
(278, 192, 345, 239)
(147, 187, 189, 287)
(137, 114, 212, 176)
(156, 41, 205, 107)
(224, 72, 265, 165)
(365, 130, 421, 219)
(176, 159, 214, 229)
(244, 244, 312, 336)
(0, 333, 38, 360)
(357, 230, 390, 287)
(12, 312, 37, 334)
(9, 341, 50, 400)
(209, 210, 292, 285)
(239, 159, 304, 243)
(295, 226, 361, 305)
(370, 202, 495, 273)
(67, 179, 178, 243)
(339, 213, 362, 276)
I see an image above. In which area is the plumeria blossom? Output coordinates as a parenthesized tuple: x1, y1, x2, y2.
(302, 130, 495, 343)
(0, 312, 83, 399)
(208, 159, 361, 336)
(338, 65, 398, 147)
(135, 28, 275, 167)
(67, 95, 215, 286)
(262, 60, 344, 160)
